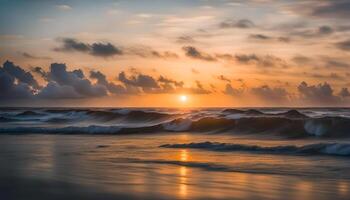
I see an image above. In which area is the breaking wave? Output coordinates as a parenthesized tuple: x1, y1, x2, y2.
(160, 142, 350, 156)
(1, 108, 350, 138)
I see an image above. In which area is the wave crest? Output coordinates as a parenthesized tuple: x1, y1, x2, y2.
(160, 142, 350, 156)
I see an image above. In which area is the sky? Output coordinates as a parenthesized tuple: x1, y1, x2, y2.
(1, 0, 350, 107)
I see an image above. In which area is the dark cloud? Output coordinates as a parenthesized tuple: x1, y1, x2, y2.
(117, 71, 187, 94)
(220, 19, 255, 29)
(288, 1, 350, 19)
(150, 51, 179, 59)
(21, 52, 51, 60)
(38, 82, 81, 99)
(297, 81, 339, 103)
(0, 63, 35, 99)
(118, 71, 160, 93)
(251, 85, 289, 102)
(54, 38, 122, 57)
(55, 38, 90, 52)
(90, 71, 130, 95)
(37, 63, 107, 98)
(182, 46, 217, 61)
(335, 39, 350, 51)
(249, 34, 271, 40)
(90, 42, 122, 57)
(2, 61, 40, 89)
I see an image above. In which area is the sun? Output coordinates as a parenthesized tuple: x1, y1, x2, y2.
(179, 95, 188, 102)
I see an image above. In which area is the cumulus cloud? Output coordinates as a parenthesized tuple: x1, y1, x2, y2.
(297, 81, 340, 104)
(117, 71, 188, 94)
(90, 71, 131, 95)
(219, 19, 255, 29)
(250, 85, 289, 103)
(2, 61, 40, 89)
(182, 46, 216, 61)
(37, 63, 107, 98)
(54, 38, 123, 57)
(0, 63, 35, 99)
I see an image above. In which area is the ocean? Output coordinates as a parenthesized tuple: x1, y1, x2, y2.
(0, 107, 350, 199)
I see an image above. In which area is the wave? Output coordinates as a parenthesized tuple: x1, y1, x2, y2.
(160, 142, 350, 156)
(222, 109, 308, 118)
(1, 115, 350, 138)
(1, 109, 350, 138)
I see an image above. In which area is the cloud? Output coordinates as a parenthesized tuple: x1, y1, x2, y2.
(233, 54, 288, 68)
(217, 75, 231, 83)
(304, 72, 345, 81)
(117, 71, 187, 94)
(177, 36, 196, 44)
(297, 81, 339, 104)
(90, 70, 133, 95)
(292, 25, 334, 38)
(118, 71, 160, 93)
(21, 52, 51, 60)
(182, 46, 216, 61)
(310, 1, 350, 18)
(287, 1, 350, 19)
(190, 81, 211, 94)
(223, 84, 242, 96)
(90, 43, 123, 57)
(37, 63, 107, 98)
(251, 85, 289, 102)
(219, 19, 255, 29)
(0, 63, 35, 99)
(123, 46, 178, 59)
(149, 51, 178, 59)
(2, 61, 40, 89)
(335, 39, 350, 51)
(54, 38, 123, 57)
(249, 34, 271, 40)
(38, 82, 81, 99)
(248, 34, 290, 43)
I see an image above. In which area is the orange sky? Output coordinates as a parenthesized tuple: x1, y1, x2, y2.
(1, 0, 350, 107)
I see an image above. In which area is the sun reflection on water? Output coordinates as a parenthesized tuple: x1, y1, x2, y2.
(180, 149, 188, 162)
